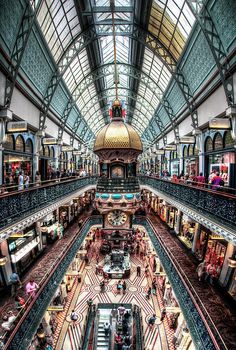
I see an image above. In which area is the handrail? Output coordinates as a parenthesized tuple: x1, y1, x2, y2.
(133, 305, 144, 350)
(0, 175, 97, 198)
(81, 306, 96, 350)
(138, 216, 227, 350)
(4, 216, 102, 350)
(139, 174, 236, 198)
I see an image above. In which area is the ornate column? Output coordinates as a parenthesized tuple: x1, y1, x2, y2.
(195, 130, 204, 175)
(0, 108, 12, 185)
(34, 130, 45, 181)
(192, 222, 201, 254)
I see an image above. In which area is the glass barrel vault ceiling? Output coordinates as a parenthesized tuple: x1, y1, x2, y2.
(35, 0, 196, 141)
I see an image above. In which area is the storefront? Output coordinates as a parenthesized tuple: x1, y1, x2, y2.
(178, 215, 196, 249)
(40, 211, 64, 243)
(183, 144, 199, 177)
(39, 145, 56, 181)
(170, 151, 179, 176)
(3, 133, 34, 184)
(167, 206, 178, 229)
(204, 131, 236, 187)
(8, 226, 41, 275)
(204, 234, 227, 278)
(59, 152, 68, 172)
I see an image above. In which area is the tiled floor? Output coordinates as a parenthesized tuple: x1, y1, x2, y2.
(59, 230, 175, 350)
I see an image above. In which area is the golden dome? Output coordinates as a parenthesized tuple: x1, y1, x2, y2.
(94, 120, 142, 152)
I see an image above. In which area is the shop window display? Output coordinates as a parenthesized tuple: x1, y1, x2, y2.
(195, 230, 208, 261)
(224, 130, 234, 148)
(204, 237, 227, 279)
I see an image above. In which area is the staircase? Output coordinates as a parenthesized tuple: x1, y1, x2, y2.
(96, 310, 111, 350)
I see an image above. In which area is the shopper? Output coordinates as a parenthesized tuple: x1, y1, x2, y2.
(160, 308, 167, 322)
(117, 304, 126, 316)
(18, 171, 24, 191)
(25, 279, 39, 298)
(35, 171, 41, 186)
(211, 172, 224, 190)
(15, 295, 26, 310)
(136, 265, 141, 277)
(196, 172, 205, 187)
(117, 280, 123, 294)
(122, 281, 127, 294)
(1, 311, 16, 331)
(9, 272, 22, 297)
(103, 322, 110, 336)
(70, 309, 78, 326)
(24, 172, 30, 189)
(196, 261, 206, 282)
(145, 287, 152, 300)
(148, 314, 156, 328)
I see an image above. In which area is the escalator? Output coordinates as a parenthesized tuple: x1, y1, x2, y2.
(82, 303, 144, 350)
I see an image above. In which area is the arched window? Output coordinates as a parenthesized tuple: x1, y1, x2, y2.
(224, 131, 234, 148)
(4, 134, 14, 150)
(15, 135, 24, 152)
(194, 145, 198, 155)
(25, 138, 33, 153)
(205, 136, 213, 152)
(188, 145, 194, 156)
(213, 133, 223, 150)
(50, 146, 55, 158)
(183, 146, 188, 158)
(44, 146, 50, 157)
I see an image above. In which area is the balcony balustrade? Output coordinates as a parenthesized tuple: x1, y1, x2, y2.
(97, 177, 140, 193)
(139, 175, 236, 232)
(0, 176, 97, 230)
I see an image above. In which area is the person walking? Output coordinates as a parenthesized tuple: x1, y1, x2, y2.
(35, 171, 41, 186)
(122, 280, 127, 294)
(160, 308, 167, 322)
(196, 261, 206, 281)
(70, 309, 78, 327)
(24, 172, 30, 189)
(148, 314, 156, 328)
(9, 272, 22, 297)
(136, 265, 141, 277)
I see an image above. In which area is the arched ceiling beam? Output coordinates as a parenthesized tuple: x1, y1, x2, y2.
(39, 24, 198, 139)
(187, 0, 235, 106)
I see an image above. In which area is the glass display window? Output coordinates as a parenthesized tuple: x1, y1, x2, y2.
(204, 236, 227, 278)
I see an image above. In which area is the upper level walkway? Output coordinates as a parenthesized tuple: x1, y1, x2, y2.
(0, 176, 97, 241)
(139, 175, 236, 245)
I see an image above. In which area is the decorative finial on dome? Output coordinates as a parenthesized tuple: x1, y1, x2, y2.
(111, 99, 123, 120)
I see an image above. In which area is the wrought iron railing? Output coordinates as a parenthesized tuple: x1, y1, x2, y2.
(133, 216, 227, 350)
(4, 216, 102, 350)
(138, 175, 236, 229)
(0, 176, 97, 230)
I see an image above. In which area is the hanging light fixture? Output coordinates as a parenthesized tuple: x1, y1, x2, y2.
(228, 256, 236, 268)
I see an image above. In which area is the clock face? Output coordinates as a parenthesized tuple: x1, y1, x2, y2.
(107, 210, 128, 226)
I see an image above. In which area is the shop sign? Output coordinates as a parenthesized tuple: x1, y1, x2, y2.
(43, 138, 58, 145)
(164, 145, 177, 151)
(7, 121, 27, 133)
(61, 145, 74, 152)
(209, 118, 231, 129)
(180, 136, 195, 144)
(73, 151, 82, 155)
(155, 149, 165, 155)
(47, 305, 64, 311)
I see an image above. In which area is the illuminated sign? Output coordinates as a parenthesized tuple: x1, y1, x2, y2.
(7, 121, 27, 132)
(61, 145, 74, 152)
(164, 145, 177, 151)
(155, 150, 165, 155)
(43, 138, 58, 145)
(47, 305, 64, 311)
(73, 151, 82, 155)
(179, 136, 195, 144)
(209, 118, 231, 129)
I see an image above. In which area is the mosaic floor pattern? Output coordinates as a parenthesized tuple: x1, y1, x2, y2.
(61, 250, 175, 350)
